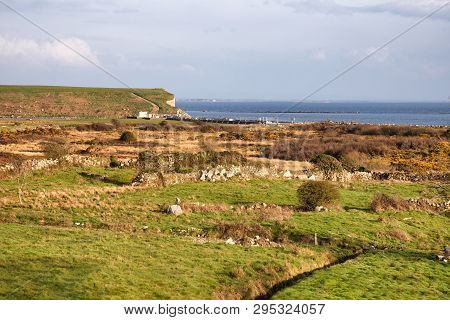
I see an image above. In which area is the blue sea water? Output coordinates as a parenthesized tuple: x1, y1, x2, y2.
(178, 101, 450, 126)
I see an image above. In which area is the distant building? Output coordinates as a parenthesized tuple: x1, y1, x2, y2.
(137, 111, 149, 118)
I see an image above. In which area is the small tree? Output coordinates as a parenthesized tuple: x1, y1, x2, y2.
(119, 131, 137, 143)
(41, 141, 69, 160)
(313, 154, 343, 178)
(9, 156, 28, 205)
(297, 181, 340, 211)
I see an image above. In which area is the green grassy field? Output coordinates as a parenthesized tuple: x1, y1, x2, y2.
(0, 223, 337, 300)
(272, 250, 449, 300)
(0, 166, 448, 299)
(0, 85, 175, 117)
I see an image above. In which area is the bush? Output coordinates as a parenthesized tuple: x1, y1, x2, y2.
(41, 142, 69, 159)
(297, 181, 340, 211)
(370, 193, 407, 213)
(119, 131, 137, 143)
(109, 156, 121, 168)
(75, 122, 115, 131)
(313, 154, 343, 177)
(340, 151, 368, 172)
(111, 119, 123, 128)
(137, 151, 247, 174)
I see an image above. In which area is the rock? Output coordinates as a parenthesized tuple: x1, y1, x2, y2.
(308, 175, 316, 181)
(283, 170, 293, 178)
(225, 238, 236, 245)
(175, 197, 181, 205)
(315, 206, 328, 212)
(167, 205, 183, 216)
(142, 225, 149, 231)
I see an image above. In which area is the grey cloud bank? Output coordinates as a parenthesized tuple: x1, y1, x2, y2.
(0, 0, 449, 101)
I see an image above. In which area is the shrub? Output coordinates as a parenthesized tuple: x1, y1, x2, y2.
(214, 222, 272, 241)
(370, 193, 407, 213)
(119, 131, 137, 143)
(340, 151, 368, 172)
(137, 151, 247, 174)
(388, 229, 411, 242)
(297, 181, 340, 211)
(75, 123, 115, 131)
(111, 119, 123, 128)
(41, 142, 69, 159)
(313, 154, 343, 177)
(109, 156, 121, 168)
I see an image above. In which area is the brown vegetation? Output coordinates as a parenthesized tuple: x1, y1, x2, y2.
(370, 193, 408, 213)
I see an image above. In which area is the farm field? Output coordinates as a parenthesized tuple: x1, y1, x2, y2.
(0, 166, 448, 299)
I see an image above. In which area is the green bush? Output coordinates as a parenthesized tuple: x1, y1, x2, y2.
(119, 131, 137, 143)
(297, 181, 340, 211)
(109, 156, 121, 168)
(313, 154, 343, 177)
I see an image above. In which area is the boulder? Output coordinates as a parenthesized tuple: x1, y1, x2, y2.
(283, 170, 293, 178)
(167, 205, 183, 216)
(225, 238, 236, 245)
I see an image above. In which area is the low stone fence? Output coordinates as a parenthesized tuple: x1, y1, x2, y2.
(132, 165, 375, 187)
(0, 155, 109, 174)
(372, 171, 449, 182)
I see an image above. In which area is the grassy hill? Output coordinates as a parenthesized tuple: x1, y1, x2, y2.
(0, 85, 176, 118)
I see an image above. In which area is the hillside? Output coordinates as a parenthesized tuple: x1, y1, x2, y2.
(0, 85, 177, 118)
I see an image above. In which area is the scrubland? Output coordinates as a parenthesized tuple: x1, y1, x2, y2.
(0, 118, 448, 299)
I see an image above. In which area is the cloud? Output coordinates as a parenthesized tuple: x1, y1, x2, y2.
(279, 0, 450, 20)
(0, 36, 98, 66)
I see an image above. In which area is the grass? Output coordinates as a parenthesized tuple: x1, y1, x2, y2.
(0, 85, 176, 117)
(0, 166, 448, 299)
(272, 250, 449, 300)
(0, 223, 334, 300)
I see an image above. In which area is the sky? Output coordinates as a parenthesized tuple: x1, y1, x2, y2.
(0, 0, 449, 101)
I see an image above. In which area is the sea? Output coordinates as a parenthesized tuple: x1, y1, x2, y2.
(178, 101, 450, 126)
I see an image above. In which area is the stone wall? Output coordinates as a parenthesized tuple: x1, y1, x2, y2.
(0, 155, 109, 174)
(132, 165, 375, 187)
(372, 171, 449, 182)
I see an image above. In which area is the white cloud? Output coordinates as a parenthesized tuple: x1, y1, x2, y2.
(0, 36, 98, 66)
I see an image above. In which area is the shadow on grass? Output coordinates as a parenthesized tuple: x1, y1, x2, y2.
(78, 172, 128, 186)
(343, 205, 371, 213)
(0, 256, 98, 299)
